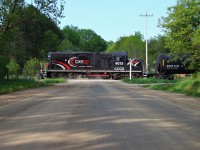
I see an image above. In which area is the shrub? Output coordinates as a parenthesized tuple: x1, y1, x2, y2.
(7, 59, 20, 79)
(23, 57, 40, 80)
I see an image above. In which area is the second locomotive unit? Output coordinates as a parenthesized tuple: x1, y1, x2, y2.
(46, 51, 143, 79)
(155, 53, 196, 79)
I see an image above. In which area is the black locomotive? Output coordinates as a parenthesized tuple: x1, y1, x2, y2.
(155, 53, 196, 79)
(46, 51, 143, 79)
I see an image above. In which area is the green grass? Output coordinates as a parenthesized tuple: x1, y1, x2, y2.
(0, 78, 66, 94)
(122, 77, 178, 84)
(147, 78, 200, 97)
(123, 77, 200, 98)
(43, 78, 66, 84)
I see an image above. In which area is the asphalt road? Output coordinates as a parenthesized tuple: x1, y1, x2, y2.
(0, 79, 200, 150)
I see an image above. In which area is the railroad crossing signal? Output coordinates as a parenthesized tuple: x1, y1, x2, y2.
(129, 58, 132, 80)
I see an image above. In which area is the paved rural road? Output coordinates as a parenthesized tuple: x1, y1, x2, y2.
(0, 79, 200, 150)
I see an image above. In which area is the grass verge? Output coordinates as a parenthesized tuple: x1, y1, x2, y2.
(43, 78, 66, 84)
(122, 77, 178, 84)
(0, 78, 66, 94)
(147, 78, 200, 97)
(123, 77, 200, 98)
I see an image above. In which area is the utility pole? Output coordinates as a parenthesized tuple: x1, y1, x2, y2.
(140, 12, 153, 75)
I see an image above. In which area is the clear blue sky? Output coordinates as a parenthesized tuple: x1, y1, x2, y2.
(26, 0, 177, 42)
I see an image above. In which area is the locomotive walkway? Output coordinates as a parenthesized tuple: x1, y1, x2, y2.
(0, 79, 200, 150)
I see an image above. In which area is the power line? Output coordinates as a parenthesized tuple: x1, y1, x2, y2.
(140, 13, 153, 74)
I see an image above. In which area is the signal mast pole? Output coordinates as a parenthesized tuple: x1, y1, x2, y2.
(140, 12, 153, 75)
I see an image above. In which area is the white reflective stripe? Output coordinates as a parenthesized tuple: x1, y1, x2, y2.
(133, 62, 140, 66)
(52, 63, 65, 70)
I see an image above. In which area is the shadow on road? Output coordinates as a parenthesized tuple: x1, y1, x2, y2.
(0, 80, 200, 150)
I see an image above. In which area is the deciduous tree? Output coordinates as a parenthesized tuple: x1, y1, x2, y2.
(59, 25, 80, 51)
(160, 0, 200, 70)
(79, 29, 107, 52)
(0, 0, 64, 69)
(107, 32, 145, 59)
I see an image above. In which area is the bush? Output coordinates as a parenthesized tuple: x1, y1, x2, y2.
(7, 59, 20, 79)
(23, 57, 40, 80)
(190, 72, 200, 79)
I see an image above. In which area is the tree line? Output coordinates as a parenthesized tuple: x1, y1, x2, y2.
(0, 0, 199, 79)
(0, 0, 64, 79)
(0, 0, 107, 79)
